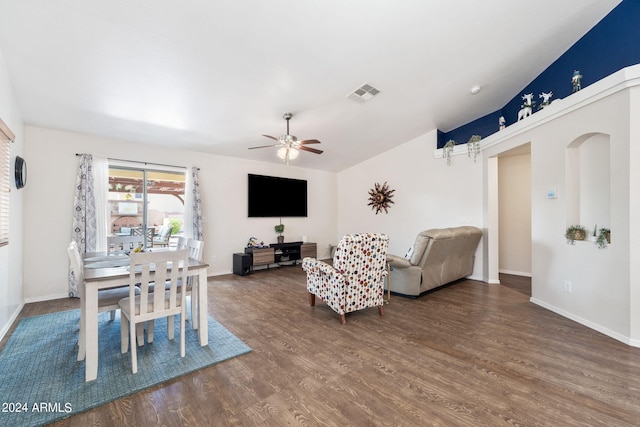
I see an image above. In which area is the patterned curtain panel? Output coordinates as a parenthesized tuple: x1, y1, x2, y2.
(69, 154, 97, 297)
(191, 166, 203, 241)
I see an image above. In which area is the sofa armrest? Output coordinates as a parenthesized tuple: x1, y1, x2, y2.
(386, 254, 413, 269)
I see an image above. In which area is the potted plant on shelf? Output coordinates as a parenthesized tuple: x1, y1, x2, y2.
(596, 227, 611, 249)
(275, 223, 285, 244)
(565, 225, 586, 245)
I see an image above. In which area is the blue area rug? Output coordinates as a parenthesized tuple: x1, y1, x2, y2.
(0, 309, 251, 427)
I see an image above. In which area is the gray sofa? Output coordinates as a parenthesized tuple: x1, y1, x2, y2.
(386, 226, 482, 297)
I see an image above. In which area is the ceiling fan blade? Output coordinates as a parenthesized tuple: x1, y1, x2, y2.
(248, 144, 280, 150)
(262, 134, 279, 141)
(299, 139, 321, 145)
(299, 146, 323, 154)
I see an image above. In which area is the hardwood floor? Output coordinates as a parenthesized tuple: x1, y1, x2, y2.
(5, 269, 640, 426)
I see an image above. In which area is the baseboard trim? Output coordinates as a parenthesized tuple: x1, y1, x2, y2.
(499, 269, 532, 277)
(530, 297, 638, 348)
(0, 302, 25, 342)
(24, 293, 70, 304)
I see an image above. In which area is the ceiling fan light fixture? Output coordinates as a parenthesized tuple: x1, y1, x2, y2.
(277, 146, 299, 163)
(249, 112, 323, 163)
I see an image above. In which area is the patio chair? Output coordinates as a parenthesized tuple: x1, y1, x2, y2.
(152, 226, 172, 247)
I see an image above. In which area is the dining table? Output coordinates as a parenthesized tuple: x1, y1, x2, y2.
(80, 249, 210, 382)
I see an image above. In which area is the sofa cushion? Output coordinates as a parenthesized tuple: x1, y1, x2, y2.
(409, 232, 431, 265)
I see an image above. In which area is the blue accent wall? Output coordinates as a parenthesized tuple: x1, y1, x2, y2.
(438, 0, 640, 148)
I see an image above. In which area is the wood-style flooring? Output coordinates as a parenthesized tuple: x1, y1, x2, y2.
(4, 268, 640, 426)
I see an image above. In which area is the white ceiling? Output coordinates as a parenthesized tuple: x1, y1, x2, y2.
(0, 0, 620, 172)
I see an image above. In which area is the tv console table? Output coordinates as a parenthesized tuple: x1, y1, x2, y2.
(237, 241, 317, 274)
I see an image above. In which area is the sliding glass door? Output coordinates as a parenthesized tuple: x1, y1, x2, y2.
(108, 165, 186, 248)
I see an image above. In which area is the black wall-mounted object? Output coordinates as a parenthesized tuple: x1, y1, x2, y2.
(247, 174, 307, 217)
(14, 156, 26, 189)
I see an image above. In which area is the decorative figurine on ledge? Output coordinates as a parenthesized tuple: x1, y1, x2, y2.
(247, 237, 267, 248)
(499, 116, 506, 130)
(539, 91, 553, 109)
(517, 93, 535, 121)
(572, 70, 583, 92)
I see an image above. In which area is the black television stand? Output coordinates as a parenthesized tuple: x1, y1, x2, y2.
(237, 241, 318, 275)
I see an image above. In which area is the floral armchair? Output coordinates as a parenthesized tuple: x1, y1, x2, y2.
(302, 233, 389, 324)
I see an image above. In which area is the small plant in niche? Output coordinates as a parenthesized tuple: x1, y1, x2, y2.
(467, 135, 482, 162)
(275, 223, 285, 244)
(443, 140, 456, 165)
(596, 227, 611, 249)
(565, 225, 586, 245)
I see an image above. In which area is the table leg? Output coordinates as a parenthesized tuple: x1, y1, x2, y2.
(191, 276, 199, 330)
(198, 269, 208, 346)
(78, 285, 86, 361)
(84, 280, 99, 382)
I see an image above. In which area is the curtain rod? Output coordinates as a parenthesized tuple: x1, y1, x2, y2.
(75, 153, 199, 170)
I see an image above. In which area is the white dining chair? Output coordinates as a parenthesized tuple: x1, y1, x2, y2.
(119, 249, 190, 374)
(67, 241, 139, 360)
(147, 239, 204, 343)
(175, 236, 189, 250)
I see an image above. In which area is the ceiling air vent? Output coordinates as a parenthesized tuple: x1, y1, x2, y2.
(347, 83, 380, 103)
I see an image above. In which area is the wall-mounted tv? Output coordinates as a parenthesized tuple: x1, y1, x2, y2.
(248, 174, 307, 217)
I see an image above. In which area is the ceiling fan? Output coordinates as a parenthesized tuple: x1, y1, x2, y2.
(249, 113, 323, 163)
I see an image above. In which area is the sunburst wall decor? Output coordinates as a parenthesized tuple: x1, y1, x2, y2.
(367, 181, 395, 214)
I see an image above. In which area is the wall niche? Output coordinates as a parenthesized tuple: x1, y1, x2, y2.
(565, 133, 611, 239)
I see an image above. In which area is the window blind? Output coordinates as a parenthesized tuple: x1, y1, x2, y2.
(0, 118, 15, 247)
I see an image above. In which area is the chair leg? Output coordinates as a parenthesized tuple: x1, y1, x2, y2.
(308, 292, 315, 306)
(130, 320, 138, 374)
(339, 314, 346, 325)
(147, 320, 155, 343)
(77, 316, 86, 361)
(191, 290, 199, 330)
(120, 315, 129, 354)
(168, 315, 175, 340)
(378, 305, 384, 316)
(136, 323, 145, 347)
(109, 310, 116, 321)
(180, 313, 186, 358)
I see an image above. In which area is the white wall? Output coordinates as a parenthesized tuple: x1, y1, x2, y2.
(498, 154, 532, 276)
(0, 48, 25, 337)
(483, 75, 635, 344)
(629, 85, 640, 342)
(22, 126, 338, 301)
(337, 130, 485, 280)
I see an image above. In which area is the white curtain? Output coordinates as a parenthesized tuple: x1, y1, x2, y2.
(184, 166, 203, 241)
(70, 154, 97, 297)
(92, 156, 109, 252)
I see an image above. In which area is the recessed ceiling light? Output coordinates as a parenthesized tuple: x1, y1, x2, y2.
(470, 85, 482, 94)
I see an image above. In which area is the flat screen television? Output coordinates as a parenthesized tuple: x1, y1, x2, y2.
(248, 174, 307, 217)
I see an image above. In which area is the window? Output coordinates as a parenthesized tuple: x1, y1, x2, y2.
(0, 118, 15, 247)
(108, 162, 186, 248)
